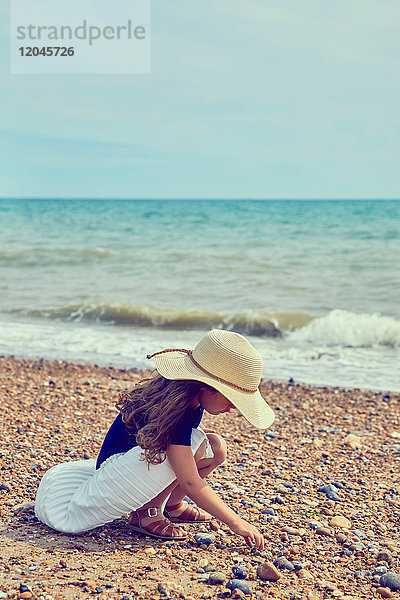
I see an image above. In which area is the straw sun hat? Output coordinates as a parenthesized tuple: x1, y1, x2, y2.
(147, 329, 275, 429)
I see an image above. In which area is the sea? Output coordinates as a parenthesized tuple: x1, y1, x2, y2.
(0, 199, 399, 392)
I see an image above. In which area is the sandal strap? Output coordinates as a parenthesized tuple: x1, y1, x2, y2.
(165, 502, 183, 512)
(130, 506, 160, 520)
(165, 502, 206, 522)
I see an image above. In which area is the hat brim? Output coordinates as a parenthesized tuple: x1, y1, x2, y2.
(152, 351, 275, 429)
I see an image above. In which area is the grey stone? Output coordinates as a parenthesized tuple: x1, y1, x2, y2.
(194, 533, 215, 546)
(273, 556, 295, 572)
(208, 571, 226, 585)
(226, 580, 251, 595)
(380, 572, 400, 591)
(232, 565, 247, 579)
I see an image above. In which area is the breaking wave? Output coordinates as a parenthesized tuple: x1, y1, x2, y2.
(10, 304, 313, 338)
(8, 305, 400, 347)
(288, 309, 400, 348)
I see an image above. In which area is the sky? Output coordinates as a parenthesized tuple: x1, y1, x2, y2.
(1, 0, 399, 199)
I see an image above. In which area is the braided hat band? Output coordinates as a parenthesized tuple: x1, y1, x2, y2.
(147, 348, 258, 393)
(146, 330, 275, 429)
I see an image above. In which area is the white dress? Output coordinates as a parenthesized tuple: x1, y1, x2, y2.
(35, 427, 213, 533)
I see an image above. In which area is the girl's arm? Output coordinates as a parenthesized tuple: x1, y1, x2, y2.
(166, 444, 264, 550)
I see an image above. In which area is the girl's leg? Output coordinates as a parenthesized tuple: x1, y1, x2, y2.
(129, 436, 217, 537)
(164, 433, 227, 520)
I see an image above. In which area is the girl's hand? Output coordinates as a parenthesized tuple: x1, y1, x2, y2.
(229, 517, 264, 550)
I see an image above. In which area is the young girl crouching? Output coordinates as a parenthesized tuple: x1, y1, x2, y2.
(35, 329, 275, 549)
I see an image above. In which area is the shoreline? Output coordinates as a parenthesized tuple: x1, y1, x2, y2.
(1, 355, 400, 600)
(0, 348, 397, 396)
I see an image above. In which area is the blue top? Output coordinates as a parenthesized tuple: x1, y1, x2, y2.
(96, 404, 204, 469)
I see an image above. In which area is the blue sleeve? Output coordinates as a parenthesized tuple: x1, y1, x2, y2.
(96, 414, 137, 469)
(170, 407, 203, 446)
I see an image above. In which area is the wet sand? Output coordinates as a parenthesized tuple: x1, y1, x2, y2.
(0, 356, 399, 600)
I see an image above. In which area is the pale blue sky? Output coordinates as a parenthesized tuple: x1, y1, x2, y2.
(1, 0, 399, 199)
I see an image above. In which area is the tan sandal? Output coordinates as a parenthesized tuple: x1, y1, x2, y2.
(164, 501, 212, 523)
(127, 507, 187, 541)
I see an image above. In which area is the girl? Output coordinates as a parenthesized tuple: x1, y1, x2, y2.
(35, 329, 275, 549)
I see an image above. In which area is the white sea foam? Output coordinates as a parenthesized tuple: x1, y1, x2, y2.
(288, 309, 400, 347)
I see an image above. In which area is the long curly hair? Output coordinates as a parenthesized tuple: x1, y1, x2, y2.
(116, 374, 212, 465)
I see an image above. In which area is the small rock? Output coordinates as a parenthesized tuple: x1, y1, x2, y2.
(336, 533, 347, 543)
(0, 483, 10, 491)
(232, 565, 247, 579)
(257, 562, 281, 581)
(380, 573, 400, 591)
(194, 533, 215, 546)
(19, 584, 32, 593)
(20, 593, 33, 599)
(344, 434, 362, 449)
(231, 590, 246, 600)
(121, 595, 134, 600)
(297, 568, 313, 579)
(378, 552, 392, 564)
(316, 527, 332, 537)
(330, 516, 351, 529)
(274, 556, 295, 571)
(208, 572, 226, 585)
(273, 495, 285, 504)
(226, 580, 251, 595)
(12, 501, 35, 514)
(377, 587, 392, 598)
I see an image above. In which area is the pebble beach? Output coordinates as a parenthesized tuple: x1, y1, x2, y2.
(1, 356, 400, 600)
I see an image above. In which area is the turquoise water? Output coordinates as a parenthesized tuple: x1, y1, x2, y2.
(0, 199, 399, 390)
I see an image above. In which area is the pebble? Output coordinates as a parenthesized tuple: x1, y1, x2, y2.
(12, 501, 35, 514)
(226, 580, 251, 595)
(345, 433, 363, 449)
(330, 515, 351, 529)
(208, 571, 226, 585)
(274, 556, 295, 572)
(0, 483, 10, 491)
(316, 527, 332, 537)
(232, 565, 247, 579)
(194, 533, 215, 546)
(380, 573, 400, 592)
(376, 587, 392, 598)
(257, 562, 281, 581)
(378, 552, 392, 563)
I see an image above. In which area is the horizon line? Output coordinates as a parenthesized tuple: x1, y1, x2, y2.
(1, 197, 399, 202)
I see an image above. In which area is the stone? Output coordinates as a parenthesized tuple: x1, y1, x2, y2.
(231, 590, 246, 600)
(226, 580, 251, 595)
(316, 527, 332, 537)
(20, 593, 33, 599)
(12, 501, 35, 514)
(232, 565, 247, 579)
(378, 552, 392, 563)
(344, 434, 362, 449)
(377, 587, 392, 598)
(194, 533, 215, 546)
(380, 573, 400, 591)
(330, 516, 351, 529)
(297, 568, 313, 579)
(208, 571, 226, 585)
(257, 562, 281, 581)
(274, 556, 295, 571)
(0, 483, 10, 491)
